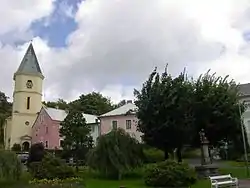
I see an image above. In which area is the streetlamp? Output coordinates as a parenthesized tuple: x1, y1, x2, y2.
(238, 103, 249, 177)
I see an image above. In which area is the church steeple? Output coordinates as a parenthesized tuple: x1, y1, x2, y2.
(14, 43, 44, 80)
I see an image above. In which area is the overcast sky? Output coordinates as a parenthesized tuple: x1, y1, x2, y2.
(1, 0, 250, 103)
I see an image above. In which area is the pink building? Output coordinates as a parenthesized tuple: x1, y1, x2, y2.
(99, 101, 142, 142)
(32, 106, 100, 150)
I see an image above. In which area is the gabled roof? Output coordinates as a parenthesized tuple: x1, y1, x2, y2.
(99, 103, 137, 117)
(44, 107, 98, 124)
(238, 83, 250, 96)
(15, 43, 43, 78)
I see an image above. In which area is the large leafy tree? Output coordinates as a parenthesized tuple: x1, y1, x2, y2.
(192, 71, 246, 156)
(60, 110, 93, 171)
(135, 68, 246, 161)
(42, 98, 68, 110)
(0, 91, 12, 148)
(87, 128, 143, 180)
(134, 68, 194, 161)
(68, 92, 114, 115)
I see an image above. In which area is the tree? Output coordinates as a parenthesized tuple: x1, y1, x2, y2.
(87, 128, 144, 180)
(134, 67, 247, 161)
(0, 91, 12, 148)
(114, 100, 126, 108)
(68, 92, 114, 115)
(134, 67, 194, 162)
(191, 71, 247, 157)
(42, 98, 68, 110)
(60, 110, 93, 172)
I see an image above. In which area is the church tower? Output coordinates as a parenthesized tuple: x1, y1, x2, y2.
(7, 43, 44, 150)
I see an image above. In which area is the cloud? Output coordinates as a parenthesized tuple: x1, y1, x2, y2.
(2, 0, 250, 103)
(0, 0, 55, 35)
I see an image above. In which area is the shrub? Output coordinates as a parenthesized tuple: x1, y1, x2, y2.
(29, 154, 75, 180)
(27, 143, 45, 166)
(11, 143, 21, 152)
(0, 150, 22, 180)
(144, 160, 197, 187)
(143, 148, 165, 163)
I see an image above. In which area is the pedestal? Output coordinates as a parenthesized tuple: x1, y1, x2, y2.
(195, 164, 219, 179)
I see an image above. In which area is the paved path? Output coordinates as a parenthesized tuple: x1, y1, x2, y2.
(186, 158, 250, 187)
(239, 179, 250, 188)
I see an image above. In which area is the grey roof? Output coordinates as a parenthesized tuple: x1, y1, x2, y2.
(15, 43, 43, 76)
(99, 103, 137, 117)
(44, 107, 99, 124)
(238, 83, 250, 96)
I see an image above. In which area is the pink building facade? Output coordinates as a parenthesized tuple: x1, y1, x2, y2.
(32, 107, 100, 150)
(99, 101, 142, 142)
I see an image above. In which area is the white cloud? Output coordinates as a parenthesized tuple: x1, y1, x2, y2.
(0, 0, 55, 35)
(2, 0, 250, 103)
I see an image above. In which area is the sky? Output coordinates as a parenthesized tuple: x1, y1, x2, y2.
(1, 0, 250, 103)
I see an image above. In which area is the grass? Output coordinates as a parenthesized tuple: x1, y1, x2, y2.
(1, 161, 249, 188)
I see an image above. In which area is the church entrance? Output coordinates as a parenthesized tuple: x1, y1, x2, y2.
(22, 141, 30, 151)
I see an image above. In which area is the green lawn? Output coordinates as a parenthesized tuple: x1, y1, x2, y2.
(2, 163, 249, 188)
(86, 178, 210, 188)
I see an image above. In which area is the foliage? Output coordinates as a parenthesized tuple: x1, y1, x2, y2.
(191, 71, 246, 154)
(87, 128, 144, 180)
(0, 91, 12, 147)
(134, 67, 195, 161)
(29, 177, 84, 188)
(135, 68, 247, 161)
(0, 150, 22, 180)
(68, 92, 114, 115)
(144, 160, 197, 187)
(11, 143, 21, 152)
(29, 154, 75, 180)
(143, 147, 165, 163)
(42, 99, 68, 110)
(27, 143, 45, 166)
(60, 109, 93, 171)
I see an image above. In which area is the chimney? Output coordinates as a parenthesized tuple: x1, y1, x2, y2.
(127, 100, 132, 104)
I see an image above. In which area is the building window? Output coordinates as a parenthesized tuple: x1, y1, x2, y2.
(27, 97, 30, 109)
(45, 141, 48, 148)
(112, 120, 117, 129)
(91, 126, 95, 132)
(126, 120, 132, 129)
(45, 127, 48, 134)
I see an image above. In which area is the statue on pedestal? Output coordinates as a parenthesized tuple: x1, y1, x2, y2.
(195, 129, 219, 178)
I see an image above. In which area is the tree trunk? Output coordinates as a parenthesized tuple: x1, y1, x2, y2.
(164, 150, 169, 160)
(177, 147, 182, 163)
(75, 157, 79, 172)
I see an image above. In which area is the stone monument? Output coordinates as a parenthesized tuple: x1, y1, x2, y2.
(195, 129, 219, 178)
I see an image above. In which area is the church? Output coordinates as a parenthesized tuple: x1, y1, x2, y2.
(4, 43, 100, 151)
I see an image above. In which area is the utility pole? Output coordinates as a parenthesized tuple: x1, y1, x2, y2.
(239, 103, 249, 177)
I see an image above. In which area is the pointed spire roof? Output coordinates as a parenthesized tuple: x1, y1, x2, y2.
(14, 43, 44, 79)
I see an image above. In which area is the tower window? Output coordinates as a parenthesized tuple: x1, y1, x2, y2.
(27, 97, 30, 109)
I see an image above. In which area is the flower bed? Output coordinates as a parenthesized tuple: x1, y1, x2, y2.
(28, 177, 84, 188)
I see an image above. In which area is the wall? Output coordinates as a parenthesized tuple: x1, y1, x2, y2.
(100, 114, 142, 142)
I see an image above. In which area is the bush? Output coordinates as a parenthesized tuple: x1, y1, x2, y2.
(27, 143, 45, 166)
(143, 148, 165, 163)
(144, 160, 197, 187)
(29, 154, 75, 180)
(0, 150, 22, 180)
(11, 143, 21, 152)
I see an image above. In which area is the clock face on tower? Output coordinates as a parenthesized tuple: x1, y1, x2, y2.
(26, 80, 33, 89)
